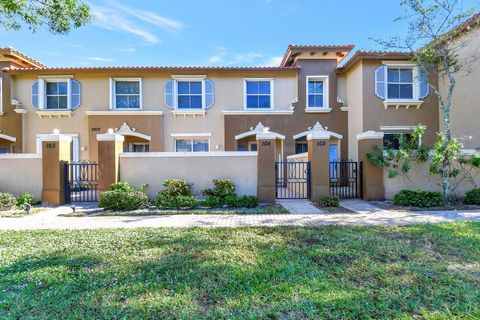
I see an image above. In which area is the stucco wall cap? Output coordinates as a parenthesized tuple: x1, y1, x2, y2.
(39, 134, 72, 143)
(357, 131, 385, 141)
(96, 133, 125, 142)
(295, 122, 343, 140)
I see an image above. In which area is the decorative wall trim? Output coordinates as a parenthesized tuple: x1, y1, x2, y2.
(305, 108, 332, 113)
(85, 110, 164, 116)
(379, 125, 427, 131)
(170, 133, 213, 137)
(120, 151, 258, 158)
(171, 110, 206, 117)
(36, 110, 72, 118)
(0, 153, 41, 159)
(96, 133, 125, 142)
(223, 110, 294, 115)
(357, 131, 384, 141)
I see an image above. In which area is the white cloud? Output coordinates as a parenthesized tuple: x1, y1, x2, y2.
(85, 56, 114, 62)
(93, 7, 159, 44)
(109, 1, 184, 33)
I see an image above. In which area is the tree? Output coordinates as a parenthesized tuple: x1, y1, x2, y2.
(375, 0, 478, 202)
(0, 0, 92, 35)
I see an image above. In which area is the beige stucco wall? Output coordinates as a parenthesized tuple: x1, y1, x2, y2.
(345, 62, 364, 161)
(384, 158, 480, 199)
(0, 155, 42, 200)
(119, 152, 258, 199)
(439, 27, 480, 149)
(11, 73, 297, 157)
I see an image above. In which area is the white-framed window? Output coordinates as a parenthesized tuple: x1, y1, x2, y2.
(46, 80, 68, 109)
(375, 64, 429, 101)
(110, 78, 142, 109)
(177, 80, 203, 109)
(174, 138, 210, 152)
(306, 76, 329, 109)
(387, 68, 413, 100)
(164, 77, 214, 110)
(244, 78, 274, 110)
(127, 142, 149, 152)
(31, 77, 81, 110)
(383, 132, 422, 150)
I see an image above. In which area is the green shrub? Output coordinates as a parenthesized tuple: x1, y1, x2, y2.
(16, 193, 34, 209)
(318, 196, 340, 207)
(464, 188, 480, 205)
(200, 196, 224, 208)
(156, 195, 199, 209)
(109, 182, 135, 192)
(0, 192, 16, 211)
(393, 189, 445, 207)
(237, 195, 259, 208)
(202, 179, 236, 198)
(161, 179, 194, 197)
(99, 190, 149, 211)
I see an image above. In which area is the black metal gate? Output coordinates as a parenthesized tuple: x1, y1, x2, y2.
(329, 161, 363, 198)
(275, 161, 311, 199)
(64, 161, 99, 202)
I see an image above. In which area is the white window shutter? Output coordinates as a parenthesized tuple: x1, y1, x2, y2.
(70, 79, 81, 109)
(31, 80, 39, 109)
(164, 79, 174, 109)
(418, 69, 430, 99)
(375, 66, 386, 99)
(37, 78, 45, 109)
(205, 79, 215, 109)
(109, 78, 115, 109)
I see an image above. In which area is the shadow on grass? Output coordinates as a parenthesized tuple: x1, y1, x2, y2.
(0, 223, 479, 319)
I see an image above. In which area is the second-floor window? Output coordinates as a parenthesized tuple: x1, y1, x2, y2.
(177, 81, 202, 109)
(46, 81, 68, 109)
(111, 78, 142, 109)
(387, 68, 413, 100)
(245, 79, 273, 109)
(31, 78, 81, 110)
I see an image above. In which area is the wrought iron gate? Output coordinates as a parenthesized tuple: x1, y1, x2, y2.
(329, 161, 363, 198)
(64, 161, 99, 202)
(275, 161, 311, 199)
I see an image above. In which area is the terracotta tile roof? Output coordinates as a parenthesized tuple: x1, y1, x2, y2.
(337, 50, 412, 73)
(4, 65, 300, 74)
(444, 12, 480, 40)
(0, 46, 46, 68)
(281, 44, 355, 67)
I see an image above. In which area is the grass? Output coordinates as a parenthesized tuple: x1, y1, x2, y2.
(61, 204, 288, 217)
(0, 207, 49, 218)
(1, 223, 479, 319)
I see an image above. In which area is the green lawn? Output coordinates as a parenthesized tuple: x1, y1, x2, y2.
(1, 223, 479, 319)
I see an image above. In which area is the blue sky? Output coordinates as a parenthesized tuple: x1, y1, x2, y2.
(3, 0, 479, 67)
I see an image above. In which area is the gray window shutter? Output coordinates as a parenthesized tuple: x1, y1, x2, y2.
(70, 79, 81, 109)
(375, 65, 386, 99)
(164, 79, 174, 109)
(419, 69, 430, 99)
(205, 79, 215, 109)
(32, 80, 39, 108)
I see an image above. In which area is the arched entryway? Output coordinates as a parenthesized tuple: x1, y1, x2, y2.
(115, 122, 151, 152)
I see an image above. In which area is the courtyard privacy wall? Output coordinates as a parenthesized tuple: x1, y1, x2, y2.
(0, 154, 42, 199)
(119, 152, 258, 199)
(384, 159, 480, 199)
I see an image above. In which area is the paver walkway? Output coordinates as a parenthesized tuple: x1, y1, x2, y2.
(276, 200, 323, 214)
(1, 201, 480, 230)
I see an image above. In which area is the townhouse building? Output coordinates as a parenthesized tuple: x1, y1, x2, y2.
(0, 13, 478, 168)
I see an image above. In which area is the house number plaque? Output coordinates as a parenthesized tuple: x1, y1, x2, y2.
(261, 141, 271, 147)
(316, 141, 326, 147)
(45, 143, 56, 149)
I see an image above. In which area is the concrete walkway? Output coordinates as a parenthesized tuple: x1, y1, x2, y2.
(1, 201, 480, 230)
